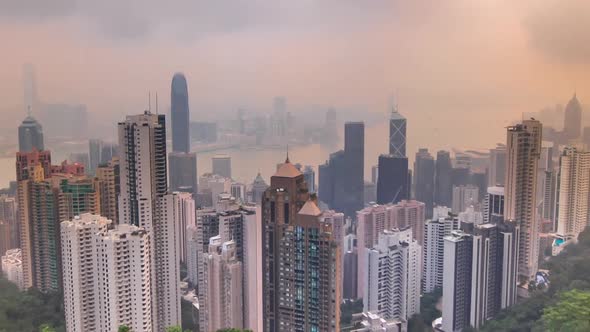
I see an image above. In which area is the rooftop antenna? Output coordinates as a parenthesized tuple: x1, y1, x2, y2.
(27, 105, 32, 117)
(286, 144, 290, 163)
(155, 92, 159, 115)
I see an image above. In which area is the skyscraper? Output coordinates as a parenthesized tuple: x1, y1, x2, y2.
(249, 172, 268, 204)
(171, 73, 190, 153)
(18, 115, 44, 153)
(557, 146, 590, 237)
(318, 122, 364, 217)
(118, 111, 181, 331)
(376, 154, 409, 205)
(413, 148, 435, 218)
(168, 152, 197, 193)
(262, 159, 341, 331)
(389, 105, 406, 158)
(435, 150, 452, 207)
(483, 186, 504, 224)
(563, 93, 582, 140)
(505, 119, 542, 281)
(442, 230, 473, 332)
(363, 228, 421, 322)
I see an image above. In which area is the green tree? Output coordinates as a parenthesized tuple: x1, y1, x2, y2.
(216, 329, 253, 332)
(118, 326, 131, 332)
(40, 325, 56, 332)
(542, 289, 590, 332)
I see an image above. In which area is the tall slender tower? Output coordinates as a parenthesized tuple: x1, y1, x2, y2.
(505, 119, 542, 281)
(171, 73, 190, 153)
(389, 104, 406, 158)
(262, 159, 341, 331)
(18, 115, 44, 153)
(414, 148, 435, 218)
(118, 111, 181, 332)
(169, 73, 197, 194)
(563, 93, 582, 140)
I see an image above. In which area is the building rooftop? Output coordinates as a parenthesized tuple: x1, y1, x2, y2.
(299, 200, 322, 216)
(273, 159, 302, 178)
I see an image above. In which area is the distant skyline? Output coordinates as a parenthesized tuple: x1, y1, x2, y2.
(0, 1, 588, 132)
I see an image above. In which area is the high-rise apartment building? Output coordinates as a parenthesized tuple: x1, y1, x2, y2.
(61, 214, 111, 332)
(118, 111, 181, 331)
(94, 224, 153, 332)
(364, 228, 421, 322)
(201, 237, 243, 332)
(212, 154, 232, 179)
(505, 119, 542, 281)
(423, 216, 460, 293)
(18, 115, 44, 153)
(414, 149, 435, 218)
(442, 231, 473, 332)
(435, 150, 453, 207)
(0, 195, 18, 255)
(262, 159, 341, 331)
(173, 192, 195, 264)
(1, 249, 24, 290)
(96, 157, 120, 224)
(452, 185, 479, 214)
(557, 146, 590, 237)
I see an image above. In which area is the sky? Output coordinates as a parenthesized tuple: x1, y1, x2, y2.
(1, 0, 590, 147)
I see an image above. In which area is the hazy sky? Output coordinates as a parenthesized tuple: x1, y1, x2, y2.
(1, 0, 590, 147)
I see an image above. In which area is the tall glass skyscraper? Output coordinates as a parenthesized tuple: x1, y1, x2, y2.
(389, 105, 406, 158)
(171, 73, 190, 153)
(18, 115, 44, 152)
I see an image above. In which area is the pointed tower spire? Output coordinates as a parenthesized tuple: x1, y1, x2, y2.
(286, 144, 290, 163)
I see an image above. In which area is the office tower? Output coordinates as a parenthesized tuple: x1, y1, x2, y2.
(345, 122, 365, 216)
(364, 181, 377, 204)
(171, 73, 190, 153)
(88, 139, 103, 174)
(452, 185, 479, 214)
(231, 182, 246, 202)
(0, 195, 18, 254)
(118, 112, 181, 331)
(201, 238, 243, 332)
(455, 153, 472, 170)
(319, 122, 364, 217)
(212, 154, 232, 179)
(262, 159, 341, 331)
(96, 157, 120, 225)
(169, 152, 198, 193)
(505, 119, 542, 281)
(94, 224, 153, 332)
(351, 312, 407, 332)
(376, 154, 409, 205)
(343, 250, 358, 300)
(249, 172, 268, 204)
(100, 143, 118, 164)
(563, 93, 582, 140)
(435, 150, 453, 207)
(18, 115, 44, 152)
(470, 171, 488, 202)
(60, 214, 111, 332)
(450, 166, 470, 191)
(414, 148, 435, 218)
(1, 249, 24, 289)
(484, 187, 504, 224)
(270, 96, 287, 138)
(488, 145, 507, 187)
(557, 146, 590, 237)
(364, 228, 421, 321)
(442, 231, 473, 332)
(389, 105, 406, 157)
(423, 216, 460, 293)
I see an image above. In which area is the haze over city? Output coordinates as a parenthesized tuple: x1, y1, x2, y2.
(2, 1, 590, 332)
